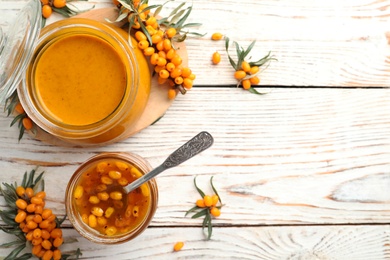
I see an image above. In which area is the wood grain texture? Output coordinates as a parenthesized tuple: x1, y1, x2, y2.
(1, 88, 389, 226)
(0, 225, 388, 259)
(1, 0, 390, 86)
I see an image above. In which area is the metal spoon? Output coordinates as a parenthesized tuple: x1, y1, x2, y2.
(125, 131, 214, 193)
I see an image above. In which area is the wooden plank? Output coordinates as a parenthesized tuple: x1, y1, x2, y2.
(0, 88, 389, 225)
(1, 0, 389, 86)
(1, 225, 389, 259)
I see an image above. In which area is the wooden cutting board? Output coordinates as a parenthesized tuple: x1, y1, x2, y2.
(30, 7, 188, 147)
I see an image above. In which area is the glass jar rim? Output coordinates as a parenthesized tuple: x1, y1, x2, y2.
(0, 0, 41, 104)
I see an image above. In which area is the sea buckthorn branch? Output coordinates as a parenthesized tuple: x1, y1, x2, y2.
(185, 176, 223, 240)
(4, 92, 35, 141)
(225, 36, 277, 94)
(112, 0, 203, 100)
(0, 168, 82, 260)
(40, 0, 92, 21)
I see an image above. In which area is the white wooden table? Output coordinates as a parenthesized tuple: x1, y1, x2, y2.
(1, 0, 390, 259)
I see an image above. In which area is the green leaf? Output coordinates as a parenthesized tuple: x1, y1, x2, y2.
(15, 253, 33, 260)
(169, 9, 185, 24)
(210, 176, 222, 205)
(206, 212, 213, 240)
(242, 40, 256, 60)
(191, 208, 208, 219)
(193, 177, 205, 197)
(21, 171, 27, 187)
(139, 20, 153, 46)
(169, 2, 186, 17)
(10, 114, 24, 127)
(56, 214, 67, 226)
(184, 205, 200, 217)
(175, 6, 192, 29)
(0, 240, 25, 248)
(248, 87, 267, 95)
(4, 243, 26, 260)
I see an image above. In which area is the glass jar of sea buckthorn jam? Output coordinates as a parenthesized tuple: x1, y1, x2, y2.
(65, 152, 158, 244)
(0, 0, 151, 146)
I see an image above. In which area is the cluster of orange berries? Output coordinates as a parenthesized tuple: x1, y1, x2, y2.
(210, 32, 261, 90)
(116, 1, 195, 100)
(14, 102, 33, 131)
(196, 194, 221, 217)
(14, 186, 64, 260)
(40, 0, 67, 18)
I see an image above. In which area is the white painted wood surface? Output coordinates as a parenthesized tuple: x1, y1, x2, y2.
(1, 0, 390, 259)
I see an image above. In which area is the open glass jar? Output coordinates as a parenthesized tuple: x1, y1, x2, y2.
(1, 0, 151, 146)
(65, 152, 158, 244)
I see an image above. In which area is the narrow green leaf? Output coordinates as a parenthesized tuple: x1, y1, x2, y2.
(56, 214, 67, 226)
(139, 20, 153, 46)
(4, 243, 26, 260)
(248, 87, 267, 95)
(15, 253, 33, 260)
(21, 171, 27, 187)
(169, 2, 185, 17)
(170, 9, 185, 25)
(193, 177, 205, 197)
(210, 176, 222, 204)
(10, 114, 24, 127)
(180, 22, 202, 29)
(184, 205, 200, 217)
(0, 240, 25, 248)
(242, 40, 256, 60)
(175, 6, 192, 29)
(191, 208, 208, 219)
(26, 168, 36, 188)
(206, 212, 213, 240)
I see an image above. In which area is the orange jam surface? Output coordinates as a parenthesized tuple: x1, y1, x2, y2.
(34, 34, 127, 126)
(73, 160, 151, 236)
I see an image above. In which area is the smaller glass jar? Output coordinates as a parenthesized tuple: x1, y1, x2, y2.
(65, 152, 158, 244)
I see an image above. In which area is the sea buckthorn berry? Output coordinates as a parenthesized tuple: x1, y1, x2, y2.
(196, 199, 205, 208)
(151, 34, 162, 44)
(234, 70, 247, 80)
(132, 21, 141, 29)
(146, 25, 156, 36)
(166, 27, 177, 38)
(41, 239, 52, 250)
(174, 76, 184, 85)
(74, 185, 84, 199)
(40, 0, 49, 5)
(105, 207, 115, 218)
(159, 69, 170, 79)
(36, 250, 45, 259)
(42, 209, 52, 220)
(53, 0, 66, 8)
(50, 228, 62, 239)
(156, 41, 164, 51)
(41, 229, 50, 240)
(138, 40, 149, 50)
(150, 53, 159, 65)
(212, 51, 221, 64)
(89, 195, 100, 204)
(97, 216, 108, 226)
(26, 203, 37, 213)
(135, 31, 147, 42)
(140, 184, 150, 197)
(42, 250, 54, 260)
(156, 29, 164, 37)
(166, 62, 175, 72)
(53, 249, 62, 260)
(110, 191, 123, 200)
(14, 103, 25, 114)
(139, 3, 149, 14)
(81, 214, 89, 224)
(171, 55, 182, 66)
(154, 65, 165, 73)
(157, 57, 167, 67)
(115, 161, 129, 171)
(16, 198, 27, 210)
(188, 73, 196, 80)
(163, 39, 172, 51)
(105, 226, 117, 236)
(249, 76, 260, 85)
(211, 195, 219, 207)
(242, 79, 251, 90)
(250, 66, 259, 75)
(132, 206, 139, 217)
(210, 207, 221, 217)
(146, 16, 157, 26)
(15, 211, 27, 223)
(35, 191, 46, 199)
(31, 196, 43, 205)
(211, 32, 223, 41)
(96, 161, 109, 173)
(16, 186, 25, 197)
(117, 177, 129, 186)
(42, 5, 52, 19)
(203, 195, 212, 207)
(109, 170, 122, 180)
(26, 231, 34, 241)
(170, 68, 182, 78)
(241, 61, 251, 72)
(39, 220, 50, 229)
(25, 187, 34, 198)
(166, 49, 176, 60)
(27, 220, 38, 230)
(97, 192, 109, 201)
(35, 205, 43, 215)
(33, 214, 43, 223)
(168, 89, 177, 100)
(32, 244, 42, 256)
(101, 176, 113, 185)
(139, 12, 146, 21)
(91, 207, 104, 217)
(88, 214, 97, 228)
(181, 68, 192, 78)
(158, 51, 166, 59)
(143, 47, 155, 56)
(183, 78, 193, 89)
(173, 241, 184, 251)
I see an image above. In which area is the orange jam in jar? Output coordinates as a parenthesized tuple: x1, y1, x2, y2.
(66, 152, 158, 244)
(18, 18, 151, 146)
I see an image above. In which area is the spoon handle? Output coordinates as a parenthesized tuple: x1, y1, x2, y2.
(125, 131, 214, 193)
